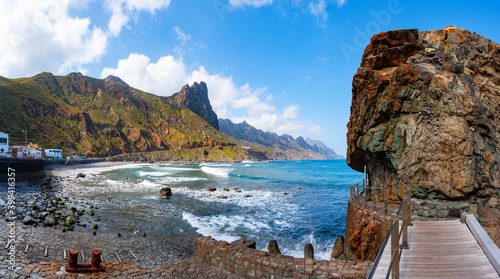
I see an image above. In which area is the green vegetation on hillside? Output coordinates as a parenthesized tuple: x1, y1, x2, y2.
(0, 72, 247, 161)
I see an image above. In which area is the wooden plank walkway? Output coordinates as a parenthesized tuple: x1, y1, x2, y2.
(372, 220, 499, 279)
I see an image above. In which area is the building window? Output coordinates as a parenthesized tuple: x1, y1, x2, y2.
(0, 138, 7, 144)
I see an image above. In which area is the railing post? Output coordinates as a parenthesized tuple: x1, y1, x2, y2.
(391, 219, 400, 279)
(402, 197, 409, 249)
(356, 184, 360, 203)
(364, 179, 368, 209)
(351, 185, 353, 199)
(407, 186, 412, 226)
(384, 185, 388, 216)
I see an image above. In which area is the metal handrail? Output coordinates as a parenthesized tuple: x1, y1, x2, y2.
(366, 187, 411, 279)
(367, 221, 395, 279)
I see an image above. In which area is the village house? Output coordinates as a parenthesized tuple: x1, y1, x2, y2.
(0, 132, 8, 157)
(45, 148, 63, 159)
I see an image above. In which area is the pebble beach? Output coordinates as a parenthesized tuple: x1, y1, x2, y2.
(0, 162, 218, 278)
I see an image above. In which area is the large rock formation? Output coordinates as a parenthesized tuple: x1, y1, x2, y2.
(347, 27, 500, 246)
(347, 27, 500, 199)
(172, 82, 219, 130)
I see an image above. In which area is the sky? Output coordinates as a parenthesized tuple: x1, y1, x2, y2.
(1, 0, 499, 156)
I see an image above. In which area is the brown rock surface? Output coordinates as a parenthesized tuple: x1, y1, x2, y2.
(160, 187, 172, 197)
(347, 26, 500, 246)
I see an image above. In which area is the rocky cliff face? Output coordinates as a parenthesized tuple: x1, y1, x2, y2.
(172, 82, 219, 130)
(347, 27, 500, 245)
(0, 73, 241, 159)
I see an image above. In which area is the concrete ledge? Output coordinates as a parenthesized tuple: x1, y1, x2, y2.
(466, 214, 500, 276)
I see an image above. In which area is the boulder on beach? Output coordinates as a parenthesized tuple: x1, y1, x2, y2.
(76, 173, 86, 178)
(66, 216, 76, 225)
(217, 196, 228, 199)
(244, 195, 253, 198)
(22, 216, 38, 225)
(223, 188, 229, 191)
(207, 188, 217, 192)
(160, 187, 172, 197)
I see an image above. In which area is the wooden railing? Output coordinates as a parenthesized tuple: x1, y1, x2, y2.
(366, 186, 412, 279)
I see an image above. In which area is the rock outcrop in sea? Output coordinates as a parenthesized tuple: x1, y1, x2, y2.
(347, 27, 500, 245)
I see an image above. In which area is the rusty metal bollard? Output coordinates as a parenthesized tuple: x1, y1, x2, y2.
(65, 249, 105, 272)
(68, 249, 79, 269)
(92, 250, 102, 269)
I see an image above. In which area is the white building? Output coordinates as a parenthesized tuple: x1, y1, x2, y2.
(0, 132, 9, 157)
(10, 146, 30, 158)
(45, 149, 63, 159)
(27, 149, 42, 159)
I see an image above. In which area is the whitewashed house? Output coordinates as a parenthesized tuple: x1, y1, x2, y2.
(0, 132, 9, 157)
(45, 149, 63, 159)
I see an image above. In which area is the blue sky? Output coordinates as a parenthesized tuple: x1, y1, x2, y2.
(1, 0, 499, 156)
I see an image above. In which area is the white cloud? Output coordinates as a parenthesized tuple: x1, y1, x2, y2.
(105, 0, 171, 36)
(101, 53, 187, 95)
(307, 125, 324, 135)
(283, 105, 299, 119)
(309, 0, 328, 22)
(173, 26, 190, 43)
(0, 0, 171, 78)
(229, 0, 273, 8)
(0, 0, 108, 77)
(337, 0, 347, 7)
(99, 52, 321, 137)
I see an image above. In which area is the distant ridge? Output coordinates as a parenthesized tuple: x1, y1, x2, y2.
(219, 118, 344, 160)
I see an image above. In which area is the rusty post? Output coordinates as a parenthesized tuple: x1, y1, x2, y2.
(356, 184, 360, 203)
(407, 186, 412, 226)
(384, 185, 388, 216)
(68, 249, 79, 269)
(350, 185, 353, 199)
(391, 219, 400, 279)
(92, 250, 102, 269)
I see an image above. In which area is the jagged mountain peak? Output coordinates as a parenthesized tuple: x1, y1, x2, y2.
(172, 81, 219, 130)
(103, 75, 129, 86)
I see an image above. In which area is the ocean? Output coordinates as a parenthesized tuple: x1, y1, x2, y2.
(59, 160, 364, 260)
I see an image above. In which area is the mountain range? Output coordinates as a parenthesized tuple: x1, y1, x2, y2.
(219, 119, 343, 160)
(0, 72, 342, 161)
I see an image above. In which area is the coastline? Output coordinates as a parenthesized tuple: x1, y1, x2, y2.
(1, 160, 369, 278)
(1, 162, 206, 278)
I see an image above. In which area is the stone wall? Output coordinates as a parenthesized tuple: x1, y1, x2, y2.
(344, 200, 389, 261)
(0, 158, 46, 185)
(411, 199, 469, 218)
(195, 236, 372, 279)
(411, 198, 499, 247)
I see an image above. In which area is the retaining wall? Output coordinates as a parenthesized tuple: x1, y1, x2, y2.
(195, 236, 372, 279)
(0, 158, 45, 185)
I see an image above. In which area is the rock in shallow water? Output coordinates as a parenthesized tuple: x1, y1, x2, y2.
(331, 235, 344, 259)
(160, 187, 172, 197)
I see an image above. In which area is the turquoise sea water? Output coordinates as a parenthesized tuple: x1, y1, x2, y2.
(60, 160, 364, 259)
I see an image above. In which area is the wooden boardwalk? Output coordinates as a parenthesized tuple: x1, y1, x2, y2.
(372, 220, 499, 279)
